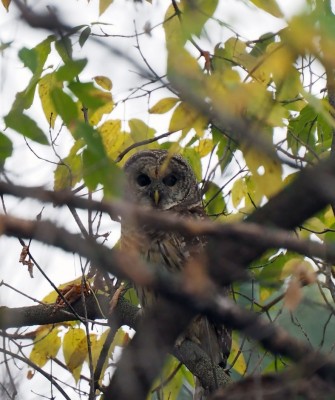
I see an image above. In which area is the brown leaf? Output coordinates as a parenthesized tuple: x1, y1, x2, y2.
(284, 277, 302, 311)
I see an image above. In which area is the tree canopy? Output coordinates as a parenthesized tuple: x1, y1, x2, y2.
(1, 0, 335, 399)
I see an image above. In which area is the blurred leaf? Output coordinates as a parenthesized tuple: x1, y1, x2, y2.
(243, 148, 283, 199)
(182, 147, 202, 181)
(250, 0, 283, 18)
(93, 75, 113, 91)
(38, 72, 62, 128)
(0, 132, 13, 165)
(169, 102, 206, 134)
(55, 59, 88, 81)
(231, 178, 247, 209)
(129, 118, 156, 142)
(79, 26, 91, 47)
(30, 326, 61, 368)
(63, 328, 87, 382)
(51, 87, 78, 125)
(1, 0, 10, 11)
(149, 97, 179, 114)
(4, 111, 49, 145)
(54, 140, 84, 190)
(69, 81, 111, 111)
(100, 0, 113, 15)
(55, 36, 73, 63)
(227, 334, 247, 375)
(18, 36, 54, 74)
(181, 0, 219, 38)
(205, 182, 225, 216)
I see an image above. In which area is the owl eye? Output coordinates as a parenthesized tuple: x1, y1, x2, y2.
(163, 174, 177, 187)
(136, 174, 151, 187)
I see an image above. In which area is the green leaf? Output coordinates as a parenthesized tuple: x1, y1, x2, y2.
(79, 26, 91, 48)
(55, 36, 73, 64)
(68, 81, 108, 109)
(205, 182, 225, 216)
(51, 87, 78, 125)
(19, 36, 54, 74)
(55, 59, 88, 81)
(0, 132, 13, 164)
(129, 118, 156, 142)
(181, 0, 219, 38)
(4, 111, 49, 145)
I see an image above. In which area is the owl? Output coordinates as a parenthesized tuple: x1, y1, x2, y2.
(121, 149, 231, 397)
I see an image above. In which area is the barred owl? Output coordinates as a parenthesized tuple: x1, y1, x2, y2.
(121, 149, 231, 398)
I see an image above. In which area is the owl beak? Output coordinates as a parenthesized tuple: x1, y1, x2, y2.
(153, 190, 160, 205)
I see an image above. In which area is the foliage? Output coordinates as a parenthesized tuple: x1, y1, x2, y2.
(2, 0, 335, 399)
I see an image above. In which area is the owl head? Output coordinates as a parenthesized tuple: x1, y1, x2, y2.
(123, 149, 202, 210)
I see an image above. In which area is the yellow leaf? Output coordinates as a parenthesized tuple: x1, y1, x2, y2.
(38, 73, 62, 128)
(93, 75, 112, 91)
(99, 119, 134, 162)
(54, 139, 84, 190)
(169, 102, 201, 133)
(1, 0, 10, 11)
(88, 91, 113, 126)
(231, 178, 247, 209)
(149, 97, 179, 114)
(129, 118, 156, 142)
(29, 326, 61, 368)
(227, 335, 246, 375)
(99, 0, 113, 15)
(196, 139, 213, 157)
(260, 286, 272, 302)
(250, 0, 283, 18)
(63, 328, 87, 382)
(243, 148, 283, 199)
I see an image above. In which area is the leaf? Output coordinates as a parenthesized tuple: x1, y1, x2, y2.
(55, 59, 88, 81)
(55, 36, 73, 64)
(4, 111, 49, 145)
(19, 36, 54, 74)
(182, 147, 202, 181)
(0, 132, 13, 165)
(227, 334, 247, 375)
(149, 97, 179, 114)
(243, 148, 283, 199)
(29, 326, 61, 368)
(196, 139, 213, 157)
(169, 102, 202, 133)
(88, 92, 114, 126)
(63, 328, 87, 382)
(99, 0, 114, 15)
(205, 181, 225, 216)
(129, 118, 156, 142)
(93, 75, 113, 91)
(99, 119, 133, 162)
(231, 178, 247, 209)
(69, 81, 110, 110)
(54, 140, 84, 190)
(181, 0, 219, 38)
(51, 87, 78, 125)
(79, 26, 91, 48)
(250, 0, 283, 18)
(38, 73, 62, 128)
(1, 0, 10, 11)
